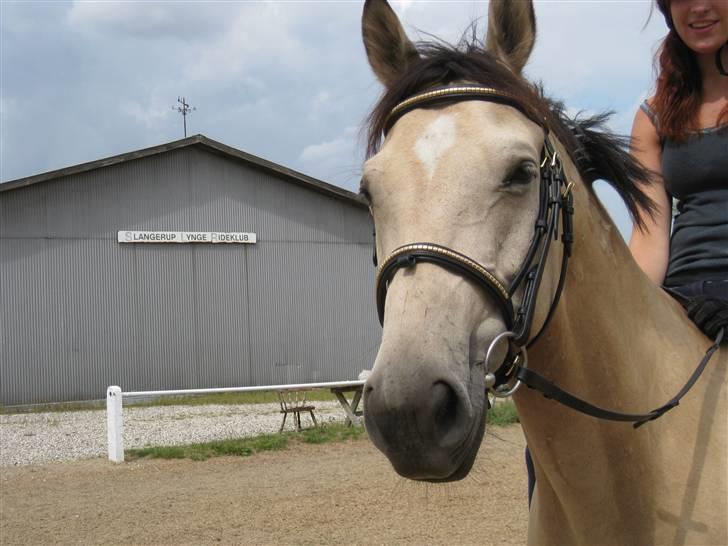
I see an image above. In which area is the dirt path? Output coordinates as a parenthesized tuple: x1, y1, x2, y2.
(1, 425, 528, 545)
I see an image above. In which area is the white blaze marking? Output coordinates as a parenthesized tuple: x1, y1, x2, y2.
(415, 115, 457, 180)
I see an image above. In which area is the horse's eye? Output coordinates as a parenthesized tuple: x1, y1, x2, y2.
(504, 161, 538, 186)
(359, 183, 373, 207)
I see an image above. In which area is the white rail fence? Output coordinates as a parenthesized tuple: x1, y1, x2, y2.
(106, 380, 365, 463)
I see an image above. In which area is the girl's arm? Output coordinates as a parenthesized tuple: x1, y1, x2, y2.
(628, 107, 673, 285)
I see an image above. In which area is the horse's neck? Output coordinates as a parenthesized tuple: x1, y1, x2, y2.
(515, 187, 727, 544)
(524, 185, 702, 409)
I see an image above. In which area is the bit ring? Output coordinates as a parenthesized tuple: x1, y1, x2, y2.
(485, 331, 528, 398)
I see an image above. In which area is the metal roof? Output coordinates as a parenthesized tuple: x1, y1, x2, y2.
(0, 134, 366, 208)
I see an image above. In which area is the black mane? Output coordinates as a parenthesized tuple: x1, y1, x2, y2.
(366, 33, 655, 228)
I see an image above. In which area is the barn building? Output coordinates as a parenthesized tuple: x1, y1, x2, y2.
(0, 135, 380, 406)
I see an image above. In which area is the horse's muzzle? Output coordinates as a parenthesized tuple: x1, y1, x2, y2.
(363, 368, 484, 481)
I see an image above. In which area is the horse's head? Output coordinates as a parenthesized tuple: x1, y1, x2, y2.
(360, 0, 652, 482)
(359, 0, 553, 482)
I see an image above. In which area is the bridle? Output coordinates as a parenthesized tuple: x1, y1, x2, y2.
(375, 85, 574, 397)
(372, 85, 723, 428)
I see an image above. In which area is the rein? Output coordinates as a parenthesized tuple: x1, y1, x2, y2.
(373, 85, 723, 428)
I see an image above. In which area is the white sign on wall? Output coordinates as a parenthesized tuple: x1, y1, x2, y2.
(117, 231, 257, 244)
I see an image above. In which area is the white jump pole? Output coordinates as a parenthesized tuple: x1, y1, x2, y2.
(107, 386, 124, 463)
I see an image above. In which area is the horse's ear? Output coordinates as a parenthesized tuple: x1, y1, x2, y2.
(362, 0, 419, 88)
(485, 0, 536, 75)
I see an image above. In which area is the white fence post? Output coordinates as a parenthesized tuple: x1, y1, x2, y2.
(107, 386, 124, 463)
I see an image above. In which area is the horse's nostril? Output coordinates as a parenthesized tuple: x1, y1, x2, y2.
(431, 381, 460, 444)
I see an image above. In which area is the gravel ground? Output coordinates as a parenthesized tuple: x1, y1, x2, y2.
(0, 401, 348, 466)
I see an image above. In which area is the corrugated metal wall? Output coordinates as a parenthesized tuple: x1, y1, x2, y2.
(0, 147, 380, 405)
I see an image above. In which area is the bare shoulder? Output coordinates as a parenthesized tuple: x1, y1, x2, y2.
(632, 102, 658, 138)
(631, 102, 661, 164)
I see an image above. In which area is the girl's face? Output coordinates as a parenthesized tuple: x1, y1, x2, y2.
(670, 0, 728, 55)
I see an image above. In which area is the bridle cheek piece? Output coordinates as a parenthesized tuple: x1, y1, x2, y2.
(374, 85, 574, 396)
(371, 85, 722, 428)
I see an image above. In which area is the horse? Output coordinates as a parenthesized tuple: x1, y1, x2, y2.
(358, 1, 727, 544)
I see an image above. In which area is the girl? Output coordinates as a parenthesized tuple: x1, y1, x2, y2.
(629, 0, 727, 312)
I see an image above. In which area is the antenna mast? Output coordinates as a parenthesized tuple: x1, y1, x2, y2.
(173, 96, 196, 137)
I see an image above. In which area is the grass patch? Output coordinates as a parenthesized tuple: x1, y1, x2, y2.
(300, 422, 366, 444)
(486, 399, 519, 426)
(131, 446, 190, 460)
(0, 400, 106, 415)
(125, 422, 364, 462)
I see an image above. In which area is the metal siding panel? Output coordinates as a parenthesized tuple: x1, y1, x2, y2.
(131, 245, 197, 391)
(0, 238, 139, 404)
(193, 244, 251, 388)
(0, 184, 50, 237)
(247, 240, 379, 387)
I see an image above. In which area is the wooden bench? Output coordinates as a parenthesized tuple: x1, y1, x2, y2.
(278, 390, 318, 432)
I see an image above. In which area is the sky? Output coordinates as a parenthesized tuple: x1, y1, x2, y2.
(1, 1, 667, 237)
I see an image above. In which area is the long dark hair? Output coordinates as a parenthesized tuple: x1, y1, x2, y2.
(652, 0, 728, 141)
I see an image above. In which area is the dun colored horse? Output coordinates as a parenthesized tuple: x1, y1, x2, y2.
(359, 1, 726, 544)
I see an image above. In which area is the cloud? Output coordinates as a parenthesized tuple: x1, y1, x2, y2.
(526, 2, 665, 105)
(300, 136, 349, 163)
(308, 90, 333, 122)
(609, 91, 652, 136)
(121, 94, 175, 130)
(298, 127, 361, 191)
(0, 97, 16, 178)
(181, 5, 309, 84)
(66, 1, 232, 40)
(393, 0, 415, 17)
(0, 96, 15, 120)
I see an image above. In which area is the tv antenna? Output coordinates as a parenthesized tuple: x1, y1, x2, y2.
(173, 96, 196, 137)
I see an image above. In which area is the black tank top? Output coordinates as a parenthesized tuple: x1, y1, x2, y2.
(640, 102, 728, 286)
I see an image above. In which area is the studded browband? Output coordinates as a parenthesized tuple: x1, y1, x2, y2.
(383, 85, 549, 136)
